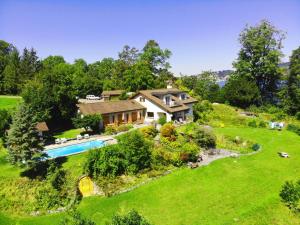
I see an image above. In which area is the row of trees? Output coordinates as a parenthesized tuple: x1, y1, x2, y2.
(0, 40, 174, 127)
(180, 20, 300, 116)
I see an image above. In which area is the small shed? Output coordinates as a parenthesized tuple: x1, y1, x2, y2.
(36, 122, 49, 138)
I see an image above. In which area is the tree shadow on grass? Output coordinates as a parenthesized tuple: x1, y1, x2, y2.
(20, 157, 68, 180)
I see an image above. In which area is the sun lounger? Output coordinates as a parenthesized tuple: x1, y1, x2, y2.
(55, 139, 61, 144)
(84, 134, 90, 139)
(77, 135, 83, 140)
(61, 138, 67, 143)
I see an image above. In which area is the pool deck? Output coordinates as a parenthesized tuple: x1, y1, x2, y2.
(44, 135, 117, 150)
(44, 123, 149, 150)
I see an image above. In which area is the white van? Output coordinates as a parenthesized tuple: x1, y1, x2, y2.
(86, 95, 101, 100)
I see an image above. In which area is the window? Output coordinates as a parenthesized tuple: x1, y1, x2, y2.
(109, 114, 115, 124)
(147, 112, 154, 118)
(165, 96, 170, 105)
(140, 97, 145, 102)
(181, 94, 186, 100)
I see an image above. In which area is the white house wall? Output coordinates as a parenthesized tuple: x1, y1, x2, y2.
(133, 94, 172, 122)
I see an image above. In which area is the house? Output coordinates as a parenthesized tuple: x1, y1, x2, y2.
(132, 88, 198, 122)
(101, 90, 125, 101)
(36, 122, 49, 139)
(77, 100, 146, 128)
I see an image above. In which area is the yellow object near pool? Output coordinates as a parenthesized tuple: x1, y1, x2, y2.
(78, 176, 94, 197)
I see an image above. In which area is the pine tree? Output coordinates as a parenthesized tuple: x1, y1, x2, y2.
(6, 104, 44, 166)
(3, 48, 20, 94)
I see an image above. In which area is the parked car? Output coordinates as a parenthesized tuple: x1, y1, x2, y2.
(86, 95, 101, 100)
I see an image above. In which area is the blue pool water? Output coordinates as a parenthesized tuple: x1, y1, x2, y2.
(46, 140, 105, 159)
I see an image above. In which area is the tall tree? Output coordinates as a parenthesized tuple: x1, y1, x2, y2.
(118, 45, 139, 66)
(123, 61, 155, 91)
(140, 40, 171, 75)
(0, 40, 14, 93)
(3, 48, 20, 94)
(233, 20, 285, 103)
(19, 48, 40, 84)
(282, 46, 300, 114)
(6, 104, 44, 166)
(223, 75, 261, 108)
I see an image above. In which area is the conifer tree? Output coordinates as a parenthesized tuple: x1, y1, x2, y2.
(6, 104, 44, 166)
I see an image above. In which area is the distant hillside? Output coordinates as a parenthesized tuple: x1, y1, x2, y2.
(279, 62, 290, 68)
(215, 70, 233, 80)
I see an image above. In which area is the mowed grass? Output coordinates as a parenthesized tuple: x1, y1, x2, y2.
(53, 128, 85, 139)
(0, 95, 22, 110)
(13, 127, 300, 225)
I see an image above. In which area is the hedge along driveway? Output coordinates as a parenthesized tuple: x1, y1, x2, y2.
(12, 128, 300, 224)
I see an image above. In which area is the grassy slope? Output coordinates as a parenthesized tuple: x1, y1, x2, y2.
(0, 95, 22, 110)
(16, 128, 300, 225)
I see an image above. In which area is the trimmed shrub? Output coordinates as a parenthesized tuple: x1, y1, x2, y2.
(158, 116, 167, 126)
(160, 123, 177, 141)
(252, 143, 261, 151)
(193, 127, 216, 149)
(117, 124, 133, 132)
(109, 209, 152, 225)
(280, 180, 300, 212)
(140, 126, 158, 139)
(258, 121, 267, 128)
(248, 120, 257, 128)
(104, 124, 118, 135)
(180, 142, 200, 162)
(60, 210, 96, 225)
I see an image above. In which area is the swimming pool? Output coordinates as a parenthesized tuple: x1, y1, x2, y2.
(46, 139, 105, 159)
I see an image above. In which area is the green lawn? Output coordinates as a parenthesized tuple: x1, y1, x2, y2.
(0, 95, 22, 110)
(53, 128, 85, 139)
(8, 127, 300, 225)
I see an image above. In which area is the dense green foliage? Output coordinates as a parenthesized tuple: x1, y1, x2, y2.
(0, 39, 174, 128)
(287, 124, 300, 136)
(192, 127, 216, 149)
(116, 131, 152, 174)
(140, 126, 158, 139)
(280, 180, 300, 213)
(233, 20, 284, 103)
(109, 210, 152, 225)
(180, 71, 221, 103)
(193, 100, 213, 123)
(73, 114, 102, 133)
(60, 210, 96, 225)
(0, 109, 11, 137)
(6, 104, 44, 166)
(85, 130, 152, 177)
(160, 123, 177, 141)
(223, 75, 261, 108)
(85, 145, 125, 178)
(281, 46, 300, 115)
(193, 71, 221, 102)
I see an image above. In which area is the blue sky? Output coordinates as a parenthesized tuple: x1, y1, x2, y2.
(1, 0, 299, 75)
